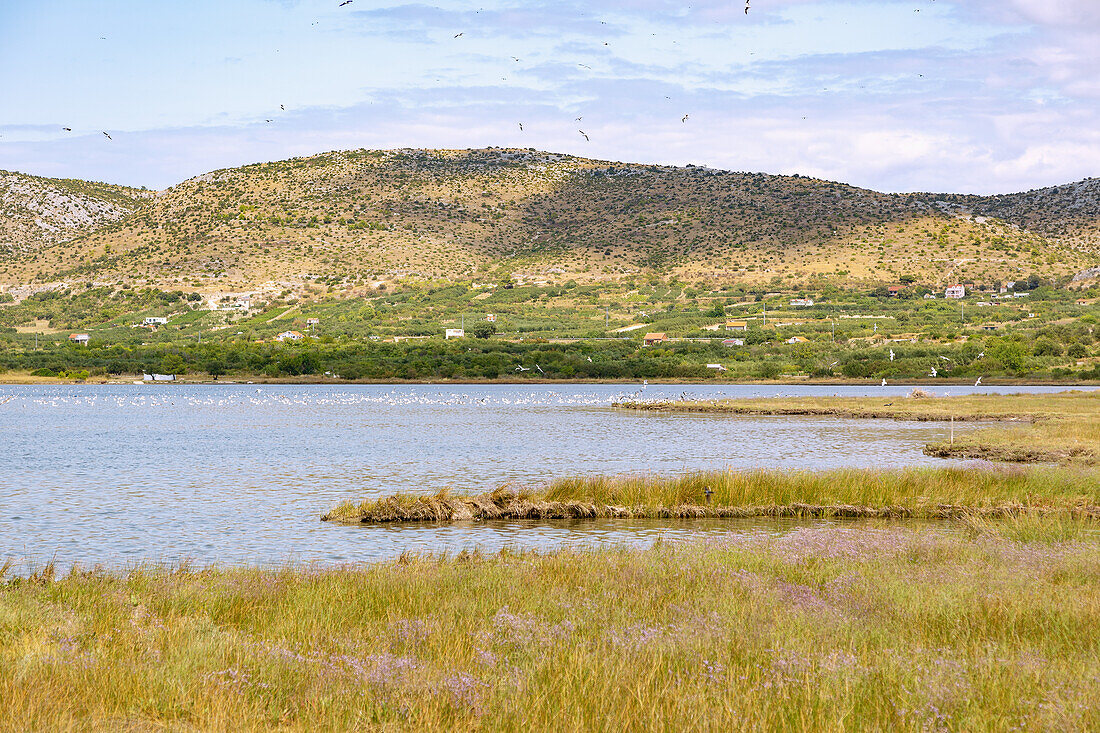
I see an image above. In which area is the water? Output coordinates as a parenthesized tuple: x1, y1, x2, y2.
(0, 383, 1089, 570)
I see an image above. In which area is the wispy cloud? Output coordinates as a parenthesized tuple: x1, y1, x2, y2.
(1, 0, 1097, 194)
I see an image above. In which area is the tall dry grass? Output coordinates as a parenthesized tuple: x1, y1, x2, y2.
(2, 526, 1100, 730)
(325, 467, 1100, 523)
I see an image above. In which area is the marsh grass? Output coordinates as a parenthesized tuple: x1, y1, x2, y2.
(619, 391, 1100, 464)
(3, 527, 1100, 731)
(324, 467, 1100, 524)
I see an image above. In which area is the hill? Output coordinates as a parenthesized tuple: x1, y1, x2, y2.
(0, 170, 151, 264)
(0, 149, 1096, 292)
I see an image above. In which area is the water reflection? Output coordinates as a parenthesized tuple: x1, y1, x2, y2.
(0, 383, 1091, 570)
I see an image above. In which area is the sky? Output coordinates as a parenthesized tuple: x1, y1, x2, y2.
(1, 0, 1099, 194)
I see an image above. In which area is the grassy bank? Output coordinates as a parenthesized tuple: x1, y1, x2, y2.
(3, 525, 1100, 730)
(617, 390, 1100, 464)
(322, 467, 1100, 524)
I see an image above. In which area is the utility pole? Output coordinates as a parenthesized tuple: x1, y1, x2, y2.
(605, 305, 609, 330)
(763, 300, 766, 327)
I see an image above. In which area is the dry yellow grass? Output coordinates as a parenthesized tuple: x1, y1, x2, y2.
(619, 390, 1100, 464)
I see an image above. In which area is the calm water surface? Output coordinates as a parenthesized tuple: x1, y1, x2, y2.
(0, 383, 1088, 570)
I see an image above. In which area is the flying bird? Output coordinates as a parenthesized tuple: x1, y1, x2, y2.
(929, 366, 938, 378)
(454, 32, 463, 38)
(338, 0, 352, 6)
(975, 376, 983, 386)
(578, 64, 591, 70)
(280, 104, 285, 110)
(889, 349, 895, 362)
(102, 131, 111, 140)
(62, 127, 72, 132)
(745, 0, 750, 13)
(575, 116, 583, 121)
(518, 122, 523, 131)
(265, 119, 272, 123)
(681, 114, 689, 123)
(578, 130, 589, 141)
(881, 378, 887, 387)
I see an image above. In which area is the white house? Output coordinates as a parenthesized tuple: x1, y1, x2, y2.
(445, 328, 465, 339)
(143, 317, 168, 325)
(945, 285, 966, 299)
(486, 313, 497, 323)
(68, 333, 90, 345)
(706, 363, 728, 372)
(143, 373, 176, 382)
(306, 318, 320, 326)
(721, 338, 745, 347)
(789, 298, 814, 307)
(276, 330, 304, 341)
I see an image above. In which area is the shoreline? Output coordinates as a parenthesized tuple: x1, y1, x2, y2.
(1, 375, 1097, 387)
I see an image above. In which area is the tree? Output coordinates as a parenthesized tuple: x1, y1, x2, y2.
(161, 353, 186, 374)
(470, 323, 496, 339)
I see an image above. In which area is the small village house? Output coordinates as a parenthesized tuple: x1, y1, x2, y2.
(721, 338, 744, 347)
(486, 313, 497, 323)
(789, 298, 815, 307)
(945, 285, 966, 299)
(143, 317, 168, 325)
(725, 320, 748, 331)
(786, 336, 809, 344)
(69, 333, 90, 345)
(887, 286, 904, 297)
(445, 328, 466, 339)
(276, 330, 304, 341)
(642, 332, 667, 346)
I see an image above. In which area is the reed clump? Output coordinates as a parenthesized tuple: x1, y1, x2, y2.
(323, 467, 1100, 524)
(3, 526, 1100, 730)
